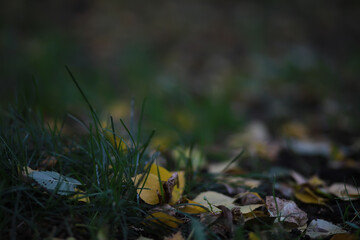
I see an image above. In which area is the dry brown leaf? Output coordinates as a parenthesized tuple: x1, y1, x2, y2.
(209, 205, 234, 239)
(306, 219, 347, 239)
(234, 192, 264, 205)
(169, 171, 185, 205)
(266, 196, 308, 227)
(330, 233, 359, 240)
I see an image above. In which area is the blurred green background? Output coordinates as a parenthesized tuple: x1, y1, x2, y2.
(1, 0, 360, 146)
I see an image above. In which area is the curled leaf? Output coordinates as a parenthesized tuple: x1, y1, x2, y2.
(306, 219, 347, 239)
(266, 196, 308, 227)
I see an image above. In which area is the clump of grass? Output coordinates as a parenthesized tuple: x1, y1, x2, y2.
(0, 69, 175, 239)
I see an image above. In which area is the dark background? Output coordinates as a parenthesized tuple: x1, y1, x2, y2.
(1, 0, 360, 146)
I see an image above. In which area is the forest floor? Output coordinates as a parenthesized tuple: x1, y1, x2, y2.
(1, 77, 360, 240)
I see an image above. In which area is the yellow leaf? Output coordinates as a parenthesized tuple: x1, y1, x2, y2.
(70, 188, 90, 203)
(146, 163, 173, 182)
(178, 199, 208, 214)
(134, 164, 186, 205)
(308, 176, 326, 187)
(147, 212, 183, 228)
(294, 186, 327, 205)
(133, 173, 162, 205)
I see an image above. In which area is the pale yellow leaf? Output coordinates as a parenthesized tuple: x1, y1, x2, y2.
(164, 231, 184, 240)
(327, 183, 360, 201)
(192, 191, 238, 212)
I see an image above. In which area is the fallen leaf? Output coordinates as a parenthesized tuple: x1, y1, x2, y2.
(208, 161, 238, 174)
(136, 236, 153, 240)
(330, 233, 359, 240)
(266, 196, 308, 227)
(238, 204, 265, 214)
(69, 188, 90, 203)
(327, 183, 360, 201)
(133, 173, 162, 205)
(28, 171, 82, 195)
(147, 163, 173, 181)
(210, 205, 234, 238)
(169, 171, 185, 205)
(193, 191, 263, 214)
(192, 191, 238, 212)
(234, 192, 264, 205)
(177, 199, 208, 214)
(133, 164, 185, 205)
(163, 172, 179, 203)
(217, 176, 261, 189)
(306, 219, 347, 239)
(164, 231, 184, 240)
(146, 212, 183, 228)
(308, 176, 326, 187)
(294, 186, 327, 205)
